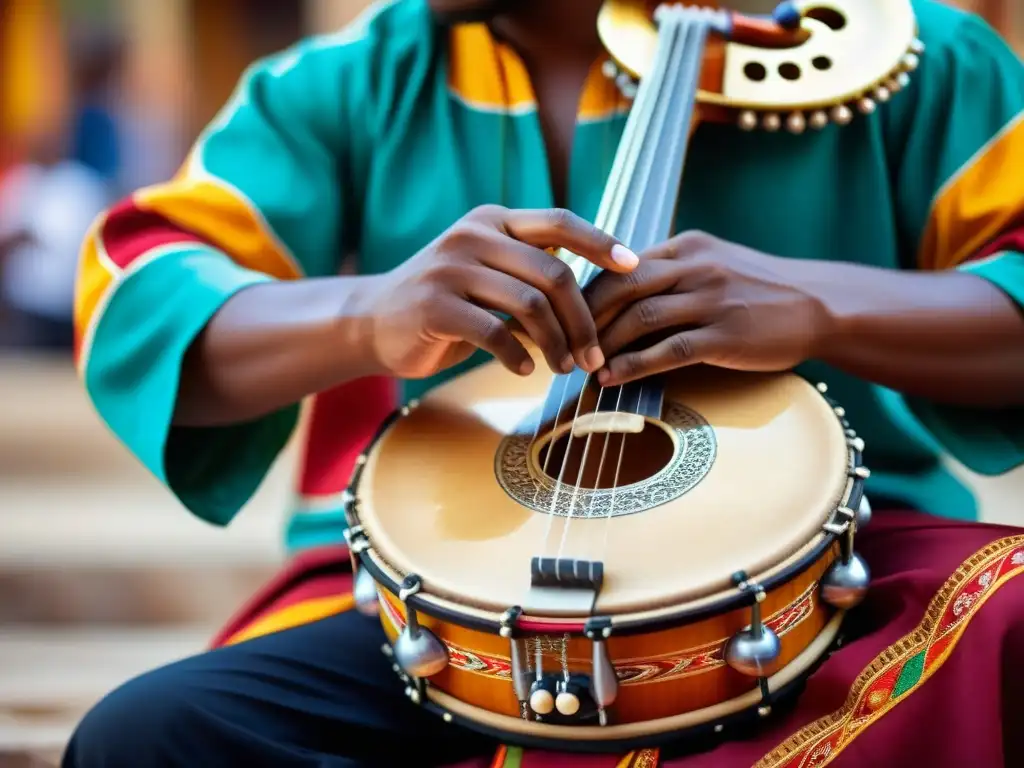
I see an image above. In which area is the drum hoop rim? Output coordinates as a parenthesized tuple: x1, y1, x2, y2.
(345, 376, 866, 637)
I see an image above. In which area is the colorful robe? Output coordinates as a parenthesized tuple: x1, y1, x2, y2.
(74, 0, 1024, 765)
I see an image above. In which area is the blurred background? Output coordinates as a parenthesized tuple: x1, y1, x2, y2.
(0, 0, 1021, 765)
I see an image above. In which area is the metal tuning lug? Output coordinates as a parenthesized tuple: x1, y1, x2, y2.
(500, 607, 534, 720)
(855, 494, 872, 529)
(353, 565, 380, 617)
(392, 575, 449, 680)
(724, 574, 782, 678)
(821, 523, 871, 610)
(585, 617, 618, 727)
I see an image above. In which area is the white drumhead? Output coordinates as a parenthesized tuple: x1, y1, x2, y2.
(357, 362, 850, 617)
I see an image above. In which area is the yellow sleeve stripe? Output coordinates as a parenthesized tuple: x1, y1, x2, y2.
(134, 153, 304, 282)
(447, 24, 626, 122)
(73, 217, 118, 371)
(919, 112, 1024, 271)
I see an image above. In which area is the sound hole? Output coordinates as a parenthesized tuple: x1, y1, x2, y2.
(538, 423, 676, 490)
(805, 7, 847, 31)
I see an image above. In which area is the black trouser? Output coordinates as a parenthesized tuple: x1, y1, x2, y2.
(62, 611, 496, 767)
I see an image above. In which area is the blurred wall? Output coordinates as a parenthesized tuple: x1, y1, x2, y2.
(0, 0, 69, 158)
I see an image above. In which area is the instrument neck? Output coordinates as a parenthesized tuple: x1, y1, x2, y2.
(536, 8, 719, 434)
(568, 6, 720, 291)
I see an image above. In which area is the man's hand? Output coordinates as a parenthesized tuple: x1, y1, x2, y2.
(359, 205, 639, 380)
(586, 231, 835, 386)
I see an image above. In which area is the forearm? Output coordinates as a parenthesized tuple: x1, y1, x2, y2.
(174, 275, 383, 427)
(813, 263, 1024, 407)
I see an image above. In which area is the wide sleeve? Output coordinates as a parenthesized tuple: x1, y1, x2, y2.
(888, 8, 1024, 476)
(74, 37, 369, 526)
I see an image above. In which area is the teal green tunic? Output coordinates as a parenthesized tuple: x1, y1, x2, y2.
(74, 0, 1024, 553)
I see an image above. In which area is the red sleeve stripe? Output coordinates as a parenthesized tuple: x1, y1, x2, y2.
(967, 215, 1024, 263)
(101, 197, 207, 270)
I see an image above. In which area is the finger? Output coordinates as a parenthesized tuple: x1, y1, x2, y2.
(599, 294, 708, 357)
(460, 267, 574, 374)
(469, 229, 604, 372)
(597, 329, 719, 386)
(587, 260, 683, 330)
(429, 298, 535, 376)
(501, 208, 639, 273)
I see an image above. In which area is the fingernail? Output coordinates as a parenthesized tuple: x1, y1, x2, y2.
(585, 346, 605, 372)
(519, 359, 535, 376)
(560, 354, 576, 374)
(611, 244, 639, 269)
(597, 369, 612, 386)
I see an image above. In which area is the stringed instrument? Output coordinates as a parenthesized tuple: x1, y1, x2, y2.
(344, 0, 921, 752)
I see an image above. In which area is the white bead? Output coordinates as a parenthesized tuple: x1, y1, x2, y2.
(602, 59, 619, 79)
(555, 691, 581, 716)
(763, 113, 782, 132)
(738, 110, 758, 132)
(809, 111, 829, 130)
(831, 105, 853, 125)
(530, 689, 555, 715)
(857, 98, 877, 115)
(902, 53, 920, 72)
(874, 86, 891, 103)
(896, 72, 911, 88)
(910, 39, 926, 54)
(786, 113, 806, 134)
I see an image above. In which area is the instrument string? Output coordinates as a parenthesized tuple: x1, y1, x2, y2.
(548, 11, 680, 560)
(537, 374, 577, 550)
(549, 8, 712, 563)
(599, 384, 643, 555)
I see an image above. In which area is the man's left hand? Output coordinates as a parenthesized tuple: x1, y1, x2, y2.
(586, 231, 836, 386)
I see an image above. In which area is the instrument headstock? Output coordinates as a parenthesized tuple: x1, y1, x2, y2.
(598, 0, 923, 133)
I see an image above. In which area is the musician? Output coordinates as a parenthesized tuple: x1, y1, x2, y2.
(65, 0, 1024, 766)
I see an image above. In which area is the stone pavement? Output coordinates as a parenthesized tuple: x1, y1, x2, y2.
(1, 355, 1021, 764)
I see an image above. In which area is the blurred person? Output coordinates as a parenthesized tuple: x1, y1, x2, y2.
(68, 28, 125, 185)
(0, 131, 111, 350)
(63, 0, 1024, 767)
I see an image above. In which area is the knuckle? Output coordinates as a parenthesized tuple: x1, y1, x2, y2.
(482, 319, 508, 347)
(439, 223, 480, 252)
(622, 264, 649, 295)
(669, 334, 696, 361)
(516, 287, 548, 321)
(543, 258, 576, 291)
(620, 354, 641, 378)
(548, 207, 577, 231)
(677, 229, 717, 250)
(422, 260, 461, 286)
(468, 204, 507, 222)
(636, 299, 660, 328)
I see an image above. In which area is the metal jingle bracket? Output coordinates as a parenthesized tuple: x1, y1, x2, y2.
(724, 573, 782, 684)
(583, 616, 619, 727)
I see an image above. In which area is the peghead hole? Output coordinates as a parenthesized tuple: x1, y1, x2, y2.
(744, 62, 768, 82)
(778, 63, 801, 81)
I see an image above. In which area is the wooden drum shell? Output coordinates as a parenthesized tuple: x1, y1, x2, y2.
(373, 544, 838, 727)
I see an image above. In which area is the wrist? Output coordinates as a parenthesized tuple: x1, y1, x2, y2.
(334, 274, 391, 379)
(793, 260, 860, 362)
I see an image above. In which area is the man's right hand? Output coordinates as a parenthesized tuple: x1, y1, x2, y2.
(359, 205, 639, 380)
